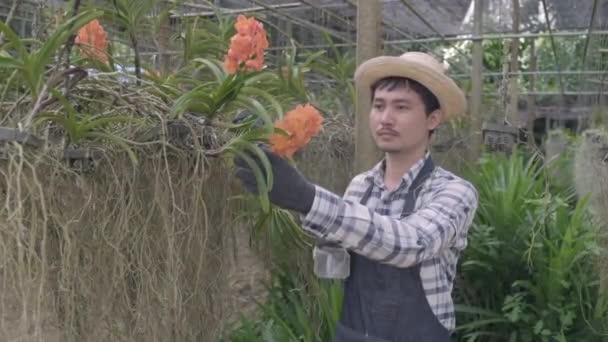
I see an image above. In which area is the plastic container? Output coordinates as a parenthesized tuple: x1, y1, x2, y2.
(313, 242, 350, 279)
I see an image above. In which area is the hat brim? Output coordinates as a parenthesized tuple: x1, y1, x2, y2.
(354, 56, 467, 121)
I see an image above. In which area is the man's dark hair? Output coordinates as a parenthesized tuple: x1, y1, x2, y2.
(370, 77, 440, 115)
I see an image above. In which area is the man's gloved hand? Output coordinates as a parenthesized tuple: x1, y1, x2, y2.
(235, 147, 316, 214)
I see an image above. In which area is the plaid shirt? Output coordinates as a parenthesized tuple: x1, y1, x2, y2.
(300, 152, 478, 331)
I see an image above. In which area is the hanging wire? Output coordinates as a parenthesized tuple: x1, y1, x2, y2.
(250, 0, 354, 43)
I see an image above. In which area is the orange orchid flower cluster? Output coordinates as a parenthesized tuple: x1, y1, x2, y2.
(269, 104, 324, 159)
(223, 15, 269, 74)
(75, 19, 108, 64)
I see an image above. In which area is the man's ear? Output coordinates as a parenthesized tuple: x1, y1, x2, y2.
(427, 109, 442, 131)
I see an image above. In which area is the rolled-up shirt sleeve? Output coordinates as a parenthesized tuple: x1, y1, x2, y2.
(301, 181, 478, 268)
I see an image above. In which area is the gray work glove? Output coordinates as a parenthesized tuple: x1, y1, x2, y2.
(234, 147, 316, 214)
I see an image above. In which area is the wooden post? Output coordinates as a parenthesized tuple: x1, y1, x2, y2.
(526, 38, 537, 147)
(158, 14, 171, 75)
(506, 0, 520, 126)
(470, 0, 484, 161)
(354, 0, 383, 174)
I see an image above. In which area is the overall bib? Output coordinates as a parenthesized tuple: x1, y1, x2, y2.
(334, 158, 452, 342)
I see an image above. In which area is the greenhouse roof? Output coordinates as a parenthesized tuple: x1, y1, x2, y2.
(170, 0, 608, 39)
(4, 1, 607, 49)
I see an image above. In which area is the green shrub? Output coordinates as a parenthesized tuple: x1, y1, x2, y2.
(455, 149, 608, 341)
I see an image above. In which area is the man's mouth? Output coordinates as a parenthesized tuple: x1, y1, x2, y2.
(377, 130, 399, 137)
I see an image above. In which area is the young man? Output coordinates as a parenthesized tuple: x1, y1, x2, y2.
(235, 52, 478, 341)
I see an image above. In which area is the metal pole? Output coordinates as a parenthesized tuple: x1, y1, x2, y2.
(172, 2, 303, 17)
(470, 0, 484, 161)
(451, 70, 608, 78)
(354, 0, 383, 174)
(386, 30, 608, 45)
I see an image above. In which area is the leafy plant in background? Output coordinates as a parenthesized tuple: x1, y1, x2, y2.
(271, 44, 319, 105)
(0, 9, 103, 100)
(267, 34, 356, 120)
(227, 270, 343, 342)
(455, 149, 608, 341)
(102, 0, 158, 81)
(306, 32, 356, 120)
(35, 88, 141, 163)
(180, 11, 236, 63)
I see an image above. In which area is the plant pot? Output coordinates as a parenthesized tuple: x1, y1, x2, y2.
(0, 127, 43, 146)
(142, 117, 220, 151)
(63, 146, 104, 173)
(0, 127, 43, 159)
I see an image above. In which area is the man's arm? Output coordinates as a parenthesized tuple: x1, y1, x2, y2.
(310, 176, 364, 246)
(301, 180, 478, 268)
(234, 148, 478, 268)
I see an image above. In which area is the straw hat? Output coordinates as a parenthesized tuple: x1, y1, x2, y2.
(354, 52, 467, 122)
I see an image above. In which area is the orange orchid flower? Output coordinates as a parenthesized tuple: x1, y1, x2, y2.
(75, 19, 108, 64)
(223, 15, 269, 74)
(269, 104, 324, 158)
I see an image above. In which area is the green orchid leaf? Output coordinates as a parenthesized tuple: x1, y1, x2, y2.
(240, 87, 283, 120)
(0, 21, 26, 57)
(193, 58, 226, 82)
(226, 146, 270, 212)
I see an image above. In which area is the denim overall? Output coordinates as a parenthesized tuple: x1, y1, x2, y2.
(334, 158, 452, 342)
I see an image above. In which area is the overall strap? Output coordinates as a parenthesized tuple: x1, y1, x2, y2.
(360, 157, 435, 208)
(400, 157, 435, 216)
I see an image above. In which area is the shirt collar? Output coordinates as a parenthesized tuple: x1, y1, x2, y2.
(366, 151, 431, 192)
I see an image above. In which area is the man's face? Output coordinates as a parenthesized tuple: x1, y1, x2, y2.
(369, 86, 441, 154)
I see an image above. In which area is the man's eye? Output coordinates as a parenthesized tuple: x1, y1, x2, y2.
(373, 104, 384, 110)
(397, 105, 409, 111)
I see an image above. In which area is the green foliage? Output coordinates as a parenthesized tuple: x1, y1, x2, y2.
(101, 0, 159, 79)
(35, 88, 141, 163)
(227, 271, 343, 342)
(181, 14, 235, 63)
(271, 44, 318, 106)
(306, 33, 356, 119)
(262, 37, 356, 121)
(455, 149, 608, 341)
(102, 0, 156, 36)
(0, 9, 103, 99)
(171, 59, 281, 125)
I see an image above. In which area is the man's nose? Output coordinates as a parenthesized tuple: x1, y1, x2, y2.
(379, 108, 394, 125)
